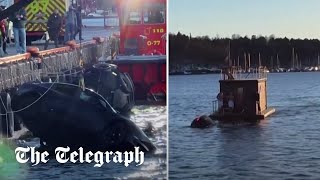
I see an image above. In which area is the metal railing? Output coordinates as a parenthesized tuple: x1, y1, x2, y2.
(220, 66, 268, 80)
(212, 100, 219, 113)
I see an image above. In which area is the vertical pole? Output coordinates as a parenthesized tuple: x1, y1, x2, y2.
(104, 13, 106, 28)
(237, 56, 240, 79)
(80, 0, 82, 33)
(228, 40, 231, 66)
(258, 52, 261, 67)
(104, 1, 106, 28)
(0, 100, 2, 139)
(244, 53, 247, 72)
(277, 53, 280, 69)
(292, 47, 295, 68)
(248, 53, 251, 70)
(237, 56, 239, 68)
(296, 54, 298, 69)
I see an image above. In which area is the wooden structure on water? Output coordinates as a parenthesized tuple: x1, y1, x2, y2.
(210, 66, 275, 121)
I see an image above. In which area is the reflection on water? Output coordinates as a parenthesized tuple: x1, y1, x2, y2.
(169, 73, 320, 179)
(1, 106, 166, 180)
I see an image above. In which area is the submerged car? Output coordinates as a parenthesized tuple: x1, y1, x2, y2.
(11, 82, 155, 152)
(80, 63, 135, 114)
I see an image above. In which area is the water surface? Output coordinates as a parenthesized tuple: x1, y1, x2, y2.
(2, 106, 166, 180)
(169, 72, 320, 179)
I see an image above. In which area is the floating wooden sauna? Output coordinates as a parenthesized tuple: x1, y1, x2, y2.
(211, 66, 275, 121)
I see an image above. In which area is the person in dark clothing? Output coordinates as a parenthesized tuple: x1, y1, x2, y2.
(9, 8, 27, 54)
(64, 5, 77, 43)
(74, 5, 83, 40)
(2, 20, 8, 54)
(44, 9, 62, 50)
(0, 7, 7, 55)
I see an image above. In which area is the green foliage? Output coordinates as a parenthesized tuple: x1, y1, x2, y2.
(170, 32, 320, 68)
(0, 140, 26, 180)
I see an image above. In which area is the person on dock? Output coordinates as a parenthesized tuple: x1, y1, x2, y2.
(64, 5, 77, 43)
(0, 7, 7, 56)
(74, 4, 83, 41)
(9, 8, 27, 54)
(5, 11, 14, 47)
(44, 9, 62, 50)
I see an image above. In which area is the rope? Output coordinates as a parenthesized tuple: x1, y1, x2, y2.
(0, 67, 87, 116)
(0, 94, 10, 137)
(11, 78, 58, 113)
(0, 31, 87, 135)
(0, 94, 7, 113)
(46, 69, 84, 77)
(6, 113, 9, 137)
(0, 78, 59, 138)
(79, 19, 83, 68)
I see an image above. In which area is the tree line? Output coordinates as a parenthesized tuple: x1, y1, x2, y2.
(169, 32, 320, 68)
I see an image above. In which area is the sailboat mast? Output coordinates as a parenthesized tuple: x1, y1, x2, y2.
(292, 48, 295, 68)
(244, 53, 247, 71)
(295, 54, 299, 69)
(237, 56, 240, 67)
(277, 53, 280, 68)
(228, 40, 231, 66)
(248, 53, 251, 69)
(259, 52, 261, 67)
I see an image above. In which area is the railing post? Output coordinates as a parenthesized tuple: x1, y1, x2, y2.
(212, 101, 214, 113)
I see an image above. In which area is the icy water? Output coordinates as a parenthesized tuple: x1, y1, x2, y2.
(1, 106, 167, 180)
(169, 72, 320, 179)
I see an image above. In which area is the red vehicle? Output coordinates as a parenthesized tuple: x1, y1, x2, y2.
(117, 0, 166, 55)
(109, 0, 166, 103)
